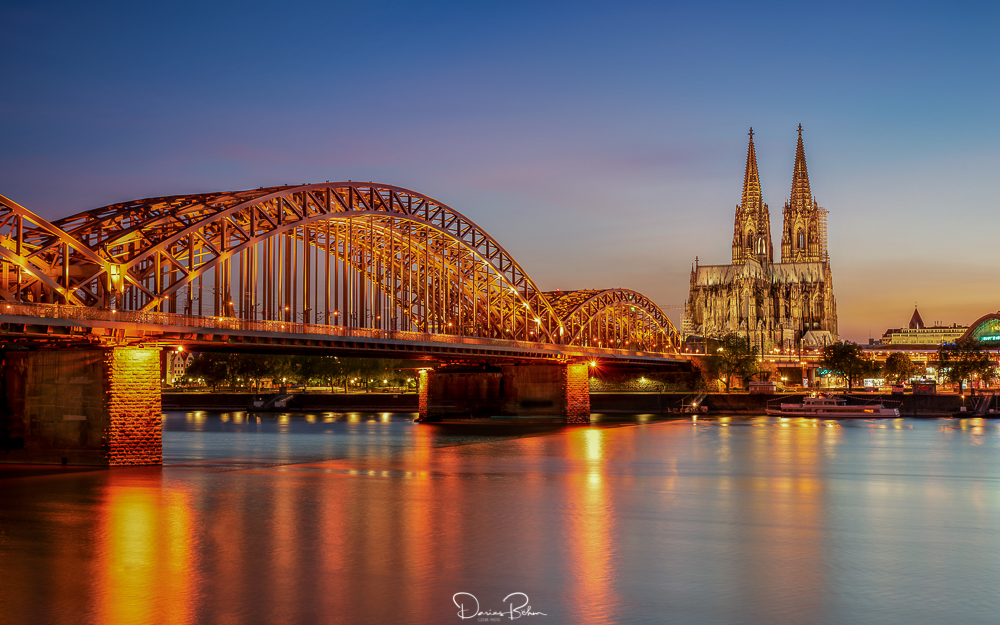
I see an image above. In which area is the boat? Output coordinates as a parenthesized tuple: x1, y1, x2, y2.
(765, 394, 900, 418)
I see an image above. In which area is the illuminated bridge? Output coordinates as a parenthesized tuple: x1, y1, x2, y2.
(0, 183, 684, 465)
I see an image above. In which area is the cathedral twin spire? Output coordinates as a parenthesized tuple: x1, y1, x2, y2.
(732, 128, 773, 265)
(741, 128, 764, 212)
(780, 124, 824, 263)
(732, 125, 823, 265)
(788, 124, 812, 211)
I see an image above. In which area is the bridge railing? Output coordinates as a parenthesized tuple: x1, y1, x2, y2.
(0, 301, 678, 359)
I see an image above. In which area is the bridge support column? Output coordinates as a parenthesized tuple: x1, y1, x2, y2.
(0, 346, 162, 466)
(562, 362, 591, 423)
(417, 362, 590, 423)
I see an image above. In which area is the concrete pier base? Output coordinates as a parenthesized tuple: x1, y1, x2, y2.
(417, 362, 590, 423)
(0, 347, 162, 466)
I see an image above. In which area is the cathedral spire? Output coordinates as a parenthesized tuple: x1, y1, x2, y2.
(732, 128, 772, 265)
(789, 123, 812, 211)
(742, 127, 763, 212)
(780, 124, 824, 263)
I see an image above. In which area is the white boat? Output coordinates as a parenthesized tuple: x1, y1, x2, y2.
(765, 394, 900, 418)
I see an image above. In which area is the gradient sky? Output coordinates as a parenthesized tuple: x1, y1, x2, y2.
(2, 0, 997, 341)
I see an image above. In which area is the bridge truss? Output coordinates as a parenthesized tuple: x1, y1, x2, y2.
(0, 184, 680, 354)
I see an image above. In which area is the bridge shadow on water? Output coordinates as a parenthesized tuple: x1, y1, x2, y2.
(0, 411, 686, 478)
(155, 410, 686, 471)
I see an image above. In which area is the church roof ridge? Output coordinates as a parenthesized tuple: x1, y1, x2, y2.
(694, 262, 736, 269)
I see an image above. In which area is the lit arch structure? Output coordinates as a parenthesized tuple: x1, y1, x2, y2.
(0, 184, 680, 354)
(545, 289, 680, 351)
(960, 312, 1000, 345)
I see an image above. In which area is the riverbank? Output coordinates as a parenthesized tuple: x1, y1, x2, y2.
(594, 392, 966, 416)
(162, 391, 418, 412)
(163, 391, 970, 416)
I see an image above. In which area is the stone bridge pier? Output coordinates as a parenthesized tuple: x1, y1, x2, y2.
(0, 347, 162, 466)
(417, 361, 590, 423)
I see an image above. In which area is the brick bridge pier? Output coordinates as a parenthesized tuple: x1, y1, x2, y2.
(0, 347, 162, 466)
(417, 361, 591, 423)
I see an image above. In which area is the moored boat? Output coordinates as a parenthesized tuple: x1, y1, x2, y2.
(765, 394, 899, 418)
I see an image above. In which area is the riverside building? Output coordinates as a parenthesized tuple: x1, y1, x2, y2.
(683, 126, 838, 351)
(878, 307, 967, 347)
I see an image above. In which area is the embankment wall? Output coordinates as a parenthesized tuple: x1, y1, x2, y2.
(164, 391, 968, 416)
(162, 392, 419, 412)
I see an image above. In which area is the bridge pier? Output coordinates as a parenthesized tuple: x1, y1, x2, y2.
(0, 346, 162, 466)
(417, 362, 590, 423)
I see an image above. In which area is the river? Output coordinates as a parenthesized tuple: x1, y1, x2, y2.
(1, 412, 998, 624)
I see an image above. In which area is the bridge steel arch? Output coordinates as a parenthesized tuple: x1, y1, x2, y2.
(0, 194, 115, 306)
(546, 289, 681, 354)
(43, 183, 568, 343)
(0, 183, 680, 353)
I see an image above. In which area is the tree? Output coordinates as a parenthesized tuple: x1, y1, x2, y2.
(354, 358, 391, 390)
(705, 333, 759, 391)
(288, 354, 324, 386)
(185, 353, 230, 391)
(233, 354, 274, 393)
(819, 341, 871, 390)
(314, 356, 345, 391)
(268, 356, 297, 388)
(883, 352, 918, 385)
(860, 356, 883, 384)
(937, 337, 995, 393)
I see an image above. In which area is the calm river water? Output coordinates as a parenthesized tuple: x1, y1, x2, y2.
(1, 412, 999, 625)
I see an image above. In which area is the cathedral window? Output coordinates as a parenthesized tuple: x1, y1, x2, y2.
(797, 230, 804, 249)
(746, 231, 753, 250)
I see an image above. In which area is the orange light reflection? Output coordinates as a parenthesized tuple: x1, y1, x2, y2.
(566, 427, 619, 624)
(98, 475, 196, 625)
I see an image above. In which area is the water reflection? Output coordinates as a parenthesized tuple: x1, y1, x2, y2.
(98, 476, 196, 625)
(1, 413, 999, 624)
(566, 428, 618, 624)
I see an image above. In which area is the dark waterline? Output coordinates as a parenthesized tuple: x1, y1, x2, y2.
(1, 412, 998, 625)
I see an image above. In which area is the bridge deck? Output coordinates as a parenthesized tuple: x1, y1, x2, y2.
(0, 303, 686, 367)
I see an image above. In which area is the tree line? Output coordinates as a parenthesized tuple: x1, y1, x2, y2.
(817, 337, 995, 392)
(696, 332, 997, 392)
(180, 353, 419, 393)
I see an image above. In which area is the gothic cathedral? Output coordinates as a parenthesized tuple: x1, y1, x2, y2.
(683, 126, 838, 349)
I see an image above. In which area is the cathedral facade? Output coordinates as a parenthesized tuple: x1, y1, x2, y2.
(683, 126, 838, 350)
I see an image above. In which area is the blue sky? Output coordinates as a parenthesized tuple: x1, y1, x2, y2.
(2, 0, 998, 340)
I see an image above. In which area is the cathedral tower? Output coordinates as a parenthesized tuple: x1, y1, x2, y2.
(685, 126, 838, 353)
(780, 125, 825, 262)
(732, 128, 773, 264)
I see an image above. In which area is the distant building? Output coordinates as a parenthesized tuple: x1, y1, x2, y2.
(683, 126, 838, 350)
(165, 350, 195, 385)
(879, 307, 967, 346)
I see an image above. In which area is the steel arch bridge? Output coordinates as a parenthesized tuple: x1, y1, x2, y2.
(0, 183, 680, 356)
